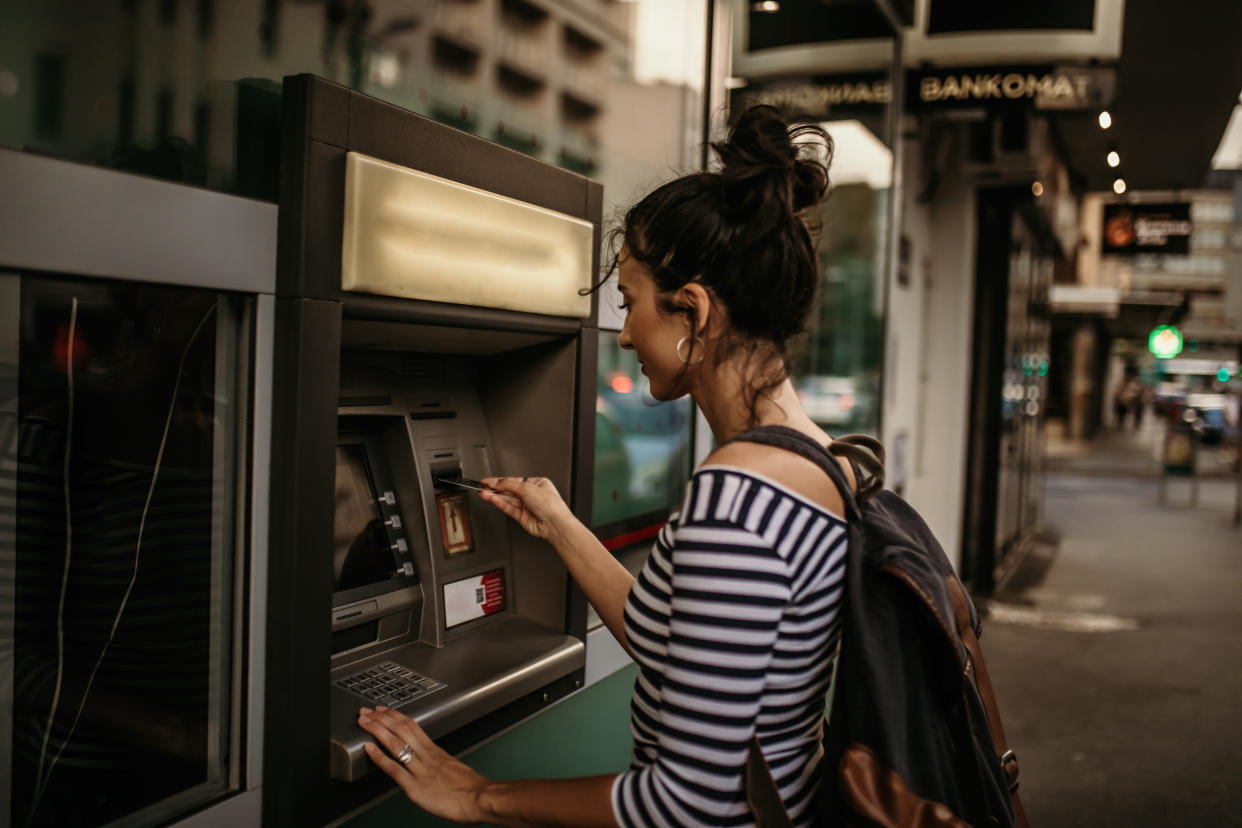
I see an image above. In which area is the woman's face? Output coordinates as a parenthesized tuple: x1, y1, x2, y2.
(616, 247, 695, 401)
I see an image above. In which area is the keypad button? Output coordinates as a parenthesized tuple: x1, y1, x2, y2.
(337, 663, 442, 703)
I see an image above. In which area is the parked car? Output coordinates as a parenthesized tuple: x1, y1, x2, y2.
(1186, 393, 1227, 445)
(797, 375, 873, 429)
(1152, 381, 1187, 416)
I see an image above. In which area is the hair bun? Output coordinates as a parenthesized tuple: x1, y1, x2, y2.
(714, 106, 832, 223)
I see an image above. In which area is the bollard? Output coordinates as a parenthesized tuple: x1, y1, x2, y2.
(1234, 446, 1241, 528)
(1160, 421, 1199, 508)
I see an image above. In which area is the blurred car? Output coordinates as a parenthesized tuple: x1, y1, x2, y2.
(797, 375, 871, 428)
(1152, 381, 1187, 416)
(1186, 393, 1227, 445)
(594, 373, 692, 530)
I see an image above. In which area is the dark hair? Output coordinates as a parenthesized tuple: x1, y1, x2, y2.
(611, 105, 832, 421)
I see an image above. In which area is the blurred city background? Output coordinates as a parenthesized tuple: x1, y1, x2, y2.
(2, 0, 1241, 826)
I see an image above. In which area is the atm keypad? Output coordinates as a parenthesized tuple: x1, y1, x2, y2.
(337, 661, 445, 707)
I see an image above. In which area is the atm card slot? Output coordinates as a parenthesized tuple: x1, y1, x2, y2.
(430, 466, 464, 488)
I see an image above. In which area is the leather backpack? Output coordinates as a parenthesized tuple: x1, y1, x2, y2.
(731, 426, 1030, 828)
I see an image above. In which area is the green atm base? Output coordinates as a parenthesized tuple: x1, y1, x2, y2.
(342, 664, 639, 827)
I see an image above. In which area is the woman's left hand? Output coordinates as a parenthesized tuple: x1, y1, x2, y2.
(358, 706, 490, 824)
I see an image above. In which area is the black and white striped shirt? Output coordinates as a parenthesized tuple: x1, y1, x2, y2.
(611, 466, 848, 828)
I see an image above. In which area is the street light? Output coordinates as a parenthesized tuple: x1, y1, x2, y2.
(1099, 110, 1112, 129)
(1107, 150, 1120, 167)
(1113, 178, 1126, 194)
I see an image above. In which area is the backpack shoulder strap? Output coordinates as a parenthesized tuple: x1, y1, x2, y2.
(725, 425, 875, 519)
(828, 433, 885, 502)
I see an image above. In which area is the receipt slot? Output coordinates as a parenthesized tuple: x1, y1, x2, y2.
(266, 75, 601, 822)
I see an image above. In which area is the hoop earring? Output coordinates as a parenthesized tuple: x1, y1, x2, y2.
(676, 335, 704, 366)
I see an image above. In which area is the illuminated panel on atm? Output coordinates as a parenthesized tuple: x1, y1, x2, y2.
(341, 152, 593, 317)
(444, 570, 505, 628)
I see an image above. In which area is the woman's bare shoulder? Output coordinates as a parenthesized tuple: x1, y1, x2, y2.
(702, 439, 853, 519)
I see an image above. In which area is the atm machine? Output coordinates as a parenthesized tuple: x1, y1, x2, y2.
(267, 75, 601, 824)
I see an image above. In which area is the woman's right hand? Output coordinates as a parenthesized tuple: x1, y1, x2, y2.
(479, 476, 576, 544)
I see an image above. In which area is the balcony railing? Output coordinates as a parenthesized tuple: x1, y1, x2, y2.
(561, 63, 607, 104)
(427, 71, 484, 133)
(557, 126, 599, 175)
(497, 30, 551, 83)
(493, 102, 548, 157)
(432, 0, 486, 48)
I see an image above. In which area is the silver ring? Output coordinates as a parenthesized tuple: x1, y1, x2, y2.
(395, 744, 414, 766)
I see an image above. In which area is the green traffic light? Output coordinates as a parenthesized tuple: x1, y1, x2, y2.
(1219, 368, 1231, 383)
(1148, 325, 1183, 359)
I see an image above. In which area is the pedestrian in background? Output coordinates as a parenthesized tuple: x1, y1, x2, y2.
(1116, 373, 1144, 429)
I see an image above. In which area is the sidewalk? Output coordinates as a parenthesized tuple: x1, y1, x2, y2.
(982, 435, 1242, 826)
(1045, 415, 1239, 479)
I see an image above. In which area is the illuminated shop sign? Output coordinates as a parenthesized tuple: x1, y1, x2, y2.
(733, 65, 1114, 120)
(1102, 203, 1192, 255)
(736, 74, 892, 116)
(910, 65, 1114, 110)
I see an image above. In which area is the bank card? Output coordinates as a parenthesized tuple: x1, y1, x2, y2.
(439, 477, 498, 494)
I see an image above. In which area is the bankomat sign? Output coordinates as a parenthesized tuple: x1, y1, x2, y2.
(911, 65, 1115, 111)
(734, 65, 1114, 121)
(1102, 202, 1193, 255)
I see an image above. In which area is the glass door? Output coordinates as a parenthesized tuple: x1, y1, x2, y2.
(2, 273, 251, 827)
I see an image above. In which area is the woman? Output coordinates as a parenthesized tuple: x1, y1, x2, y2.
(357, 105, 855, 827)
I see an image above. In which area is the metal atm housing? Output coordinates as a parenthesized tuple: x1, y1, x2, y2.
(268, 75, 600, 822)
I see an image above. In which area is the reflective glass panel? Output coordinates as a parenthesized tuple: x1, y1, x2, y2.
(728, 3, 897, 438)
(0, 0, 706, 203)
(795, 116, 891, 437)
(1, 274, 248, 827)
(593, 332, 693, 536)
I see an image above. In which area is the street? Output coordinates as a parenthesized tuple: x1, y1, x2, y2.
(982, 426, 1242, 826)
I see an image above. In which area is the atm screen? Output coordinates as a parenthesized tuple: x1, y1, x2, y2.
(333, 443, 398, 593)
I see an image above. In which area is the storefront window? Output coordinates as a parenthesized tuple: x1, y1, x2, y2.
(1, 274, 249, 827)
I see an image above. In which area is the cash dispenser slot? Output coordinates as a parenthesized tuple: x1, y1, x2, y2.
(327, 342, 585, 782)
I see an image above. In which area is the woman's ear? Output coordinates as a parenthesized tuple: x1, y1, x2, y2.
(677, 282, 714, 337)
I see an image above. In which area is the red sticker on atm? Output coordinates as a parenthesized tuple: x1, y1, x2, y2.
(443, 569, 505, 628)
(436, 492, 474, 557)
